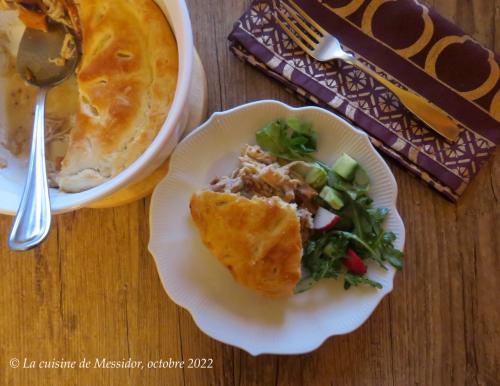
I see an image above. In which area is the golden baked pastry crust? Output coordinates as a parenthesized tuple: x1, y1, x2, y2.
(57, 0, 178, 192)
(190, 191, 302, 297)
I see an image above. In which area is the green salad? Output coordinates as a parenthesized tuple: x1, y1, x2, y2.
(256, 118, 403, 292)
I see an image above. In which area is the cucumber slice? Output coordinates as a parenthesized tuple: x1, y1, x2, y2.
(332, 153, 358, 181)
(353, 166, 370, 188)
(305, 164, 328, 189)
(319, 186, 344, 210)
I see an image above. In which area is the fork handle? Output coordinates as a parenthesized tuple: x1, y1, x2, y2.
(346, 56, 461, 142)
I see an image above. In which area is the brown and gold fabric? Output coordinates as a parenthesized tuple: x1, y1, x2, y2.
(229, 0, 500, 200)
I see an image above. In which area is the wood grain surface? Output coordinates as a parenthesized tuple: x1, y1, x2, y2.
(1, 0, 498, 385)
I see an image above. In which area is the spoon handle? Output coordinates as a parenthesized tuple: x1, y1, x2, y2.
(8, 88, 52, 251)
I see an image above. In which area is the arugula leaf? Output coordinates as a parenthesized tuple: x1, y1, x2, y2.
(367, 208, 389, 227)
(256, 119, 317, 161)
(327, 170, 369, 200)
(332, 230, 386, 268)
(344, 272, 382, 290)
(294, 276, 318, 294)
(323, 236, 349, 258)
(377, 231, 404, 269)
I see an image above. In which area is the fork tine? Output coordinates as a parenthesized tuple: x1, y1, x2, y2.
(287, 0, 328, 36)
(275, 16, 314, 56)
(281, 1, 321, 41)
(275, 6, 317, 49)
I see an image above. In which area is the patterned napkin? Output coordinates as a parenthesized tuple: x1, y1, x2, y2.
(228, 0, 500, 201)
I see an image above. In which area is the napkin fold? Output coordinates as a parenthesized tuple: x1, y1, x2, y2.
(228, 0, 500, 200)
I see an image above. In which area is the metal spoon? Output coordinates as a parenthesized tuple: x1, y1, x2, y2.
(8, 23, 79, 251)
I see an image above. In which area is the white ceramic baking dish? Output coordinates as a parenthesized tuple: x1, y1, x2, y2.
(0, 0, 194, 214)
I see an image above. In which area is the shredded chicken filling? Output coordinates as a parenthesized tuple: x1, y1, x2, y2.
(1, 0, 80, 33)
(209, 145, 318, 242)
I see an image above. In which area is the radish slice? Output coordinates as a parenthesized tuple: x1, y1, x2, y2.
(313, 207, 341, 231)
(343, 249, 367, 274)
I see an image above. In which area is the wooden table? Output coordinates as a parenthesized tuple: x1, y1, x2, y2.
(1, 1, 498, 385)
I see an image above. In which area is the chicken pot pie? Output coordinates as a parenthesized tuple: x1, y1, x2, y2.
(190, 145, 319, 297)
(1, 0, 178, 192)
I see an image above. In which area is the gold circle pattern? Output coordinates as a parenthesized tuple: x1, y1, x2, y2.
(491, 90, 500, 121)
(361, 0, 434, 58)
(425, 35, 499, 101)
(319, 0, 364, 18)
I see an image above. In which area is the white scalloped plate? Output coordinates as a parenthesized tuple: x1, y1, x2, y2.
(149, 100, 405, 355)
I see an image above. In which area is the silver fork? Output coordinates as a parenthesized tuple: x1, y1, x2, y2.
(275, 0, 461, 142)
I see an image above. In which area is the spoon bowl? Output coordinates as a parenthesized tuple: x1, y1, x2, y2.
(16, 22, 79, 86)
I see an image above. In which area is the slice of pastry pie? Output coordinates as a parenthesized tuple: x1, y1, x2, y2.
(2, 0, 178, 192)
(190, 191, 303, 298)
